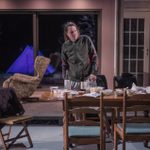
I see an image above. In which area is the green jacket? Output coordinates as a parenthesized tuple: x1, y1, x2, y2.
(61, 35, 98, 82)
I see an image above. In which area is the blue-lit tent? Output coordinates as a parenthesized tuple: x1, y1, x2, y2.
(6, 45, 55, 75)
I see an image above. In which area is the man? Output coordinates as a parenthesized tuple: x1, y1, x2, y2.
(61, 21, 98, 90)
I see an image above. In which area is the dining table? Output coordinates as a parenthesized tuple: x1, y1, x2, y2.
(62, 90, 150, 138)
(39, 88, 150, 107)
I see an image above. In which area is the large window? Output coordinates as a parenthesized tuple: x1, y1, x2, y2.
(0, 14, 33, 74)
(39, 14, 98, 75)
(0, 12, 98, 85)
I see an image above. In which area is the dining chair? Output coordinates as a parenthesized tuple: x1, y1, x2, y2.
(63, 93, 105, 150)
(96, 75, 108, 89)
(113, 73, 138, 123)
(0, 115, 33, 150)
(0, 88, 33, 150)
(86, 74, 106, 126)
(113, 73, 137, 90)
(96, 74, 115, 137)
(114, 90, 150, 150)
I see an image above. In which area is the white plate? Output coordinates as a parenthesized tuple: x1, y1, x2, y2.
(102, 89, 113, 96)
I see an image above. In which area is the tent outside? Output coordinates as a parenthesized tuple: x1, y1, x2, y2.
(6, 45, 55, 75)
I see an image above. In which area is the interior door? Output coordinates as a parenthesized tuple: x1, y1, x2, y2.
(123, 12, 150, 86)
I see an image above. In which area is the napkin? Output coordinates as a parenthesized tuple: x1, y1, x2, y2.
(83, 92, 101, 98)
(102, 89, 113, 95)
(130, 83, 146, 94)
(146, 86, 150, 93)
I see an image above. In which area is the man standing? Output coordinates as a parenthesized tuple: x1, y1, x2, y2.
(61, 21, 98, 90)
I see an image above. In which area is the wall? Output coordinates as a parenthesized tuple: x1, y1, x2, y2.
(124, 0, 150, 10)
(0, 0, 116, 88)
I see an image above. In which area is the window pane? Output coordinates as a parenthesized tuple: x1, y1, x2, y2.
(130, 46, 136, 59)
(138, 33, 144, 45)
(124, 19, 129, 31)
(138, 19, 144, 31)
(123, 47, 129, 59)
(131, 33, 137, 45)
(130, 60, 136, 72)
(138, 60, 143, 72)
(0, 14, 33, 74)
(123, 60, 128, 72)
(124, 33, 129, 45)
(131, 19, 137, 31)
(137, 74, 143, 86)
(138, 47, 144, 59)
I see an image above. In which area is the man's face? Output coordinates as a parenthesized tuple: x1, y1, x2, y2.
(66, 26, 79, 42)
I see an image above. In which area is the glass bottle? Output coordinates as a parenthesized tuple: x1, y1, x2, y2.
(80, 81, 85, 91)
(64, 70, 71, 90)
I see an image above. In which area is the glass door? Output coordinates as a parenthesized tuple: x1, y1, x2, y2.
(123, 12, 150, 86)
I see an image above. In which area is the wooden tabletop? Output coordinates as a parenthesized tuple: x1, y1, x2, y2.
(30, 90, 150, 107)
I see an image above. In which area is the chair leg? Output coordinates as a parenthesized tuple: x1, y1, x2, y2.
(144, 140, 149, 148)
(63, 128, 69, 150)
(0, 129, 8, 150)
(103, 132, 106, 150)
(8, 125, 26, 148)
(64, 143, 69, 150)
(114, 129, 118, 150)
(3, 122, 33, 149)
(111, 109, 115, 135)
(22, 122, 33, 148)
(6, 125, 12, 140)
(63, 137, 69, 150)
(99, 131, 105, 150)
(97, 144, 100, 150)
(122, 140, 126, 150)
(0, 125, 26, 149)
(100, 140, 103, 150)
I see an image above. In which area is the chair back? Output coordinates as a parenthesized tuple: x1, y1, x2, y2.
(34, 56, 50, 79)
(63, 93, 105, 149)
(123, 91, 150, 135)
(113, 73, 137, 89)
(96, 75, 108, 89)
(114, 91, 150, 150)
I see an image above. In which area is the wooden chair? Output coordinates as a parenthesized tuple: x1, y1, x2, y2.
(0, 115, 33, 150)
(96, 75, 108, 89)
(96, 75, 116, 136)
(114, 90, 150, 150)
(113, 73, 138, 123)
(0, 88, 33, 150)
(63, 93, 105, 150)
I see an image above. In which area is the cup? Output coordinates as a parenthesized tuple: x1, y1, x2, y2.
(64, 80, 71, 90)
(49, 86, 58, 97)
(88, 80, 97, 88)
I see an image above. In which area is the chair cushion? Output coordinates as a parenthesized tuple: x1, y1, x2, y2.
(117, 123, 150, 134)
(69, 126, 100, 137)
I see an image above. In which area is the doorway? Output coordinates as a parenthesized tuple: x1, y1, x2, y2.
(123, 12, 150, 86)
